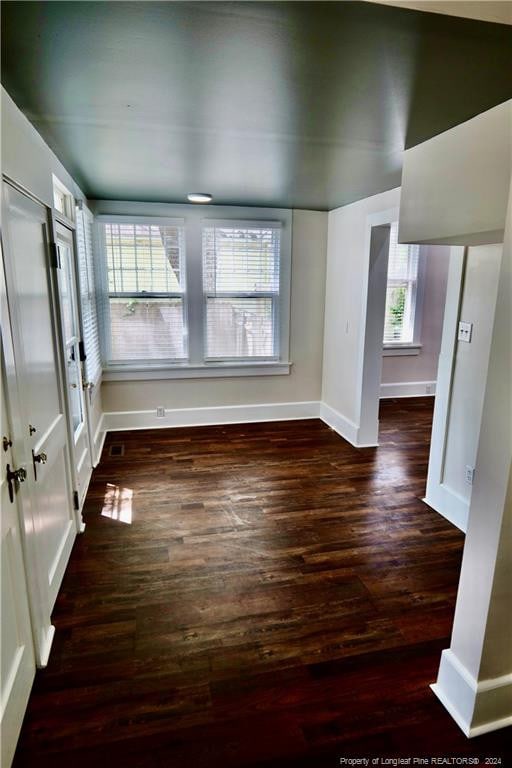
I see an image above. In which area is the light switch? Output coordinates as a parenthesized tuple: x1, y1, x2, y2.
(458, 321, 473, 343)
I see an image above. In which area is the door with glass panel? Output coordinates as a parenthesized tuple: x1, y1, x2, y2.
(55, 222, 92, 513)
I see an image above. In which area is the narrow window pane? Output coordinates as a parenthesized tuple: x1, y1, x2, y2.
(109, 297, 186, 361)
(383, 222, 419, 345)
(206, 297, 274, 359)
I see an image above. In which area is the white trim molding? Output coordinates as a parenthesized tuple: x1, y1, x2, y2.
(103, 401, 320, 432)
(382, 344, 422, 357)
(102, 361, 292, 382)
(319, 402, 378, 448)
(423, 486, 469, 532)
(92, 414, 106, 466)
(380, 380, 436, 398)
(431, 649, 512, 738)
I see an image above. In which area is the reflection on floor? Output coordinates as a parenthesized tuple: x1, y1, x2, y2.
(14, 398, 512, 766)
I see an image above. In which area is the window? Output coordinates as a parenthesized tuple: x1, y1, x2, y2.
(52, 174, 75, 221)
(98, 210, 291, 378)
(76, 203, 102, 389)
(102, 221, 187, 363)
(383, 222, 420, 346)
(202, 222, 281, 359)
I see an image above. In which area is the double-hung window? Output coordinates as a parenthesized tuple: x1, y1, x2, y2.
(202, 221, 281, 360)
(102, 220, 187, 363)
(383, 222, 421, 347)
(98, 210, 290, 377)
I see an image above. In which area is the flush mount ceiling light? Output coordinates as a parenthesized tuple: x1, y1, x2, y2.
(187, 193, 212, 204)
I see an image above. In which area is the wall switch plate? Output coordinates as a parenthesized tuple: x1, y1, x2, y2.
(156, 406, 165, 417)
(465, 465, 475, 485)
(458, 321, 473, 343)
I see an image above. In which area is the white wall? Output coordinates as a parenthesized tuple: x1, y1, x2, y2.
(432, 182, 512, 738)
(381, 245, 450, 394)
(1, 89, 85, 210)
(400, 100, 511, 246)
(321, 187, 400, 443)
(442, 245, 502, 500)
(96, 207, 327, 417)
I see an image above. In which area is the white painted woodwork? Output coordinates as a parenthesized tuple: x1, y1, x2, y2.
(55, 222, 93, 511)
(2, 183, 77, 613)
(1, 365, 36, 768)
(431, 181, 512, 737)
(425, 244, 503, 532)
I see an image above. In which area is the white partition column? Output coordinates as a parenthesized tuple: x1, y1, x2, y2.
(431, 183, 512, 736)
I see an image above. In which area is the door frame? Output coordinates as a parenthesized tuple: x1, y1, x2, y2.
(53, 217, 93, 519)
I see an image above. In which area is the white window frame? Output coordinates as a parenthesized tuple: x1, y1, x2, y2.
(96, 206, 292, 380)
(52, 174, 75, 224)
(382, 239, 426, 358)
(202, 219, 282, 363)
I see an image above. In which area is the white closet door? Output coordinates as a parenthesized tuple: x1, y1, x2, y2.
(1, 364, 36, 768)
(2, 182, 77, 610)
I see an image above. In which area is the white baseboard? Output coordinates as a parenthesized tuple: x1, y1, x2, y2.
(319, 402, 377, 448)
(103, 401, 320, 432)
(380, 380, 436, 398)
(38, 624, 56, 668)
(423, 484, 469, 533)
(92, 414, 106, 466)
(432, 649, 512, 737)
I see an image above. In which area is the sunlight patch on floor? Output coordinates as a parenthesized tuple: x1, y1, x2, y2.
(101, 483, 133, 524)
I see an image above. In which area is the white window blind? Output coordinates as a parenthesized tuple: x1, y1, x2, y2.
(383, 222, 420, 345)
(76, 204, 102, 385)
(102, 221, 187, 362)
(202, 222, 281, 359)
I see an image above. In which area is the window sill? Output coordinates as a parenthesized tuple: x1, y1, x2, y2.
(382, 344, 422, 357)
(102, 361, 292, 381)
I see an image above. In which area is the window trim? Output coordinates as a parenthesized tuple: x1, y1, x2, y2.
(202, 219, 283, 363)
(95, 206, 292, 376)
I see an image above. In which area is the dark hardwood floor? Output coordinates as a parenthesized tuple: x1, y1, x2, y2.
(14, 398, 512, 767)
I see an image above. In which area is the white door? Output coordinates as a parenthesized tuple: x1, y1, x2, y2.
(55, 222, 93, 510)
(1, 361, 36, 768)
(2, 183, 78, 611)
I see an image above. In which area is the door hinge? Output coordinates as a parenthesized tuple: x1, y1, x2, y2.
(73, 490, 80, 511)
(50, 242, 61, 269)
(78, 340, 87, 362)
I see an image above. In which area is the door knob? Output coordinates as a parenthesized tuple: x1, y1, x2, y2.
(83, 381, 94, 390)
(6, 464, 27, 503)
(32, 450, 48, 481)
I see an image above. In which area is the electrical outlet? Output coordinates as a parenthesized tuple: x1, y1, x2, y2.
(156, 406, 165, 418)
(426, 383, 435, 395)
(465, 465, 475, 485)
(458, 321, 473, 343)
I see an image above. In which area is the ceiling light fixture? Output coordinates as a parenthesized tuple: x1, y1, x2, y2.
(187, 193, 212, 204)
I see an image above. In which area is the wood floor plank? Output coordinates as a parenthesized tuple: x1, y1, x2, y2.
(13, 398, 512, 766)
